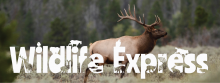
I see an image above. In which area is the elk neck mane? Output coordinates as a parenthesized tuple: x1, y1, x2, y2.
(135, 30, 157, 54)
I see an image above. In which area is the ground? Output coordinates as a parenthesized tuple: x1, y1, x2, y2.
(14, 45, 220, 83)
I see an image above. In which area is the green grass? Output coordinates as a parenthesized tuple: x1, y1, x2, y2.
(15, 45, 220, 82)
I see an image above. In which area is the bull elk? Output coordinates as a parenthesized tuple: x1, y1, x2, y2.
(84, 5, 167, 83)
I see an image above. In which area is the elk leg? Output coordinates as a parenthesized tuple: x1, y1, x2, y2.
(84, 68, 91, 83)
(120, 63, 127, 78)
(97, 58, 106, 76)
(97, 63, 104, 76)
(132, 68, 137, 77)
(84, 55, 106, 83)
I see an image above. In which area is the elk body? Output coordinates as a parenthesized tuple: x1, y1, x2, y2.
(84, 5, 167, 83)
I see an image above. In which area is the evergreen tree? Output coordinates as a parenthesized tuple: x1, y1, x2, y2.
(62, 0, 88, 45)
(168, 11, 181, 39)
(176, 0, 193, 36)
(0, 11, 18, 82)
(196, 0, 220, 27)
(194, 6, 208, 28)
(21, 11, 34, 47)
(43, 18, 70, 47)
(103, 0, 120, 38)
(148, 1, 164, 28)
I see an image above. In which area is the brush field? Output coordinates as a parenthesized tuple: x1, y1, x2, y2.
(14, 45, 220, 83)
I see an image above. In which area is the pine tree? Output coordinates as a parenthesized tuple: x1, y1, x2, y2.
(0, 11, 18, 82)
(62, 0, 88, 45)
(176, 0, 193, 36)
(43, 18, 70, 47)
(194, 6, 208, 28)
(148, 1, 164, 28)
(21, 11, 34, 47)
(103, 0, 120, 38)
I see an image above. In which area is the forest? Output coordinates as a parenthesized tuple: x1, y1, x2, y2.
(0, 0, 220, 82)
(0, 0, 220, 47)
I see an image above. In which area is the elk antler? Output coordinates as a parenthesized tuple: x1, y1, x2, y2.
(150, 15, 161, 27)
(117, 5, 161, 28)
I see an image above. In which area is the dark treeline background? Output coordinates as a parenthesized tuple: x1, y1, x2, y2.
(0, 0, 220, 81)
(1, 0, 220, 48)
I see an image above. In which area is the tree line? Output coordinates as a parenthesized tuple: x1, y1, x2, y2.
(0, 0, 219, 47)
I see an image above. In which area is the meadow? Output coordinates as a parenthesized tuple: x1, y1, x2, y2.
(15, 45, 220, 83)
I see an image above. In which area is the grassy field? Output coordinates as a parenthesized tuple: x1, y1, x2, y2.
(14, 45, 220, 83)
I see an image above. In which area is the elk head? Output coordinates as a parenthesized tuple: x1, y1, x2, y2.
(117, 5, 167, 40)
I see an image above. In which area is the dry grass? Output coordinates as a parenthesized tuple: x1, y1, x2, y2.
(15, 45, 220, 83)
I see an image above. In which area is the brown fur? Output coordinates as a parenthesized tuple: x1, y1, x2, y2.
(84, 5, 167, 83)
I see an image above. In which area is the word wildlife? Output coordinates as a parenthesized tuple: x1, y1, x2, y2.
(10, 40, 208, 79)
